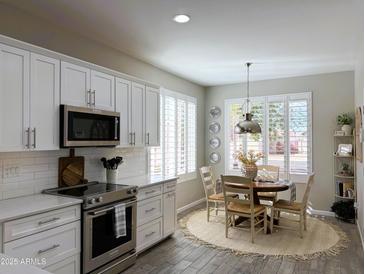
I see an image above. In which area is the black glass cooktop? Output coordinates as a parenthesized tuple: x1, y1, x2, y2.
(44, 182, 129, 197)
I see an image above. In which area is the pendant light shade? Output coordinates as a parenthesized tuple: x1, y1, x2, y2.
(235, 63, 262, 134)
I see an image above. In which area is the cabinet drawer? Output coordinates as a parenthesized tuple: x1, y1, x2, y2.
(44, 254, 80, 274)
(137, 184, 162, 201)
(4, 221, 80, 268)
(4, 205, 80, 242)
(163, 180, 177, 193)
(137, 195, 162, 226)
(136, 217, 162, 253)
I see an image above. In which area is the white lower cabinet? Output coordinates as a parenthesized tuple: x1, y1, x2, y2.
(1, 205, 81, 274)
(136, 180, 177, 253)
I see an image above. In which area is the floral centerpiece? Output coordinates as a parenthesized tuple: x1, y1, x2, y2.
(234, 150, 264, 180)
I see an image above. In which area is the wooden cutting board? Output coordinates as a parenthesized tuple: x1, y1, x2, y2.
(58, 150, 86, 187)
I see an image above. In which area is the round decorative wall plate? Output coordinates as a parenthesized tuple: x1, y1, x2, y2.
(209, 137, 221, 149)
(209, 122, 221, 134)
(209, 106, 222, 119)
(209, 152, 221, 164)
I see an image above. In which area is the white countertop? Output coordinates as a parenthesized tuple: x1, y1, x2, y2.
(0, 254, 51, 274)
(117, 175, 178, 189)
(0, 194, 82, 223)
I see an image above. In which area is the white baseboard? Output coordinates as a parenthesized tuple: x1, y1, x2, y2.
(357, 220, 364, 249)
(307, 208, 335, 217)
(177, 198, 206, 214)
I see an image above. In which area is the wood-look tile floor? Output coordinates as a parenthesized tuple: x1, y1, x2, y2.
(124, 204, 363, 274)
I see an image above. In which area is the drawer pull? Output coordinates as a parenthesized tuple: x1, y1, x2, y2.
(167, 193, 175, 198)
(145, 207, 156, 213)
(38, 217, 60, 226)
(166, 185, 175, 188)
(145, 231, 155, 238)
(145, 190, 156, 195)
(38, 244, 60, 254)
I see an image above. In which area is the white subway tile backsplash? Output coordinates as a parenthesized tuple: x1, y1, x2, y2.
(0, 147, 148, 200)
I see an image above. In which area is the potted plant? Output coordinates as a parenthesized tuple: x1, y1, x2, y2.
(337, 113, 353, 136)
(234, 150, 264, 180)
(100, 156, 123, 184)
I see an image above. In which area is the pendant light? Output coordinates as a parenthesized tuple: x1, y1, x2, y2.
(234, 62, 262, 134)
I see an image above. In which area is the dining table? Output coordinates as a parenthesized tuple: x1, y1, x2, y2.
(224, 180, 290, 233)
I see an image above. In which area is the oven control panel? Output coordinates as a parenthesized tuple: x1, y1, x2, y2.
(84, 187, 138, 209)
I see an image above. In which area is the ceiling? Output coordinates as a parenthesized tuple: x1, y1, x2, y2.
(4, 0, 363, 86)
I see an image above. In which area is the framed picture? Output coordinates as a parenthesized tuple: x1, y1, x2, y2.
(337, 144, 353, 156)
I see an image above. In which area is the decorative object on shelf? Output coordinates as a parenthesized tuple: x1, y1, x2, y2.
(331, 200, 355, 223)
(338, 163, 353, 176)
(334, 130, 345, 136)
(234, 63, 262, 134)
(209, 152, 221, 164)
(101, 156, 123, 184)
(355, 106, 363, 162)
(209, 137, 221, 149)
(209, 122, 221, 134)
(337, 113, 353, 136)
(336, 144, 352, 156)
(209, 106, 222, 119)
(234, 150, 264, 180)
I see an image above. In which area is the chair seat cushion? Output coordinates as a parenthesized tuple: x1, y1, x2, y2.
(258, 192, 276, 199)
(208, 193, 237, 201)
(273, 199, 303, 211)
(227, 202, 265, 214)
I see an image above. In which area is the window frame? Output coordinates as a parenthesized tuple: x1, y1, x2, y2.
(148, 88, 197, 183)
(224, 92, 313, 183)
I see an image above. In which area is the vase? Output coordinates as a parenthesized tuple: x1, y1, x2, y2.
(106, 169, 118, 184)
(341, 124, 352, 136)
(241, 164, 258, 180)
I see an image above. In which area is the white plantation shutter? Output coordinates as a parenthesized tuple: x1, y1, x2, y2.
(225, 92, 312, 180)
(150, 89, 197, 180)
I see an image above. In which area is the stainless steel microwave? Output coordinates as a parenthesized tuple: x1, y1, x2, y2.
(60, 105, 120, 147)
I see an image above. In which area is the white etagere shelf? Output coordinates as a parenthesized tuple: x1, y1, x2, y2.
(333, 134, 356, 202)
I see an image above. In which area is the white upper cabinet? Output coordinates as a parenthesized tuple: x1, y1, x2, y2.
(145, 86, 160, 146)
(116, 77, 132, 146)
(0, 44, 30, 151)
(90, 70, 115, 111)
(60, 62, 90, 108)
(30, 53, 60, 150)
(131, 82, 145, 147)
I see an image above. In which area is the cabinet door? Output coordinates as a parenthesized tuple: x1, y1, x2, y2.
(163, 191, 176, 237)
(30, 53, 60, 150)
(116, 77, 132, 146)
(90, 70, 115, 111)
(130, 82, 145, 146)
(60, 61, 90, 107)
(145, 86, 160, 146)
(0, 44, 30, 152)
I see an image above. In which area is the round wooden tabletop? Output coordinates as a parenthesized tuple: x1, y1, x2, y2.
(224, 181, 289, 192)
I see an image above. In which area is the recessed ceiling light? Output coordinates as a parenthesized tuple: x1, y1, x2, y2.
(173, 14, 190, 23)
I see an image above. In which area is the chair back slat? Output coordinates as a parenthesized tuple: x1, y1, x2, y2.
(257, 165, 280, 181)
(301, 173, 315, 208)
(199, 166, 216, 198)
(221, 175, 254, 211)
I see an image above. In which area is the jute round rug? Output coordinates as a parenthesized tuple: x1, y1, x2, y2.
(180, 209, 349, 260)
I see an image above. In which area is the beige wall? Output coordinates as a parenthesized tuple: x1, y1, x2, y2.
(0, 3, 205, 209)
(206, 71, 355, 211)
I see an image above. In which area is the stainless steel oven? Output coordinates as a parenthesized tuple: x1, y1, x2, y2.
(60, 105, 120, 147)
(83, 197, 136, 273)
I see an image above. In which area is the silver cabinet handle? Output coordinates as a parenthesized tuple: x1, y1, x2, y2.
(38, 244, 60, 254)
(129, 133, 133, 145)
(92, 90, 96, 106)
(133, 132, 136, 145)
(86, 89, 91, 106)
(38, 217, 60, 226)
(145, 207, 155, 213)
(167, 192, 175, 198)
(145, 231, 155, 238)
(32, 128, 36, 148)
(25, 128, 30, 149)
(114, 118, 118, 140)
(145, 190, 156, 195)
(146, 133, 150, 145)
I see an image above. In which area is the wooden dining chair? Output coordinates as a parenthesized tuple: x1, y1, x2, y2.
(221, 175, 267, 243)
(199, 166, 230, 222)
(270, 173, 315, 238)
(257, 165, 280, 203)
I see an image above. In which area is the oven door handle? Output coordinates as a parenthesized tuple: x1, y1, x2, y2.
(88, 199, 136, 216)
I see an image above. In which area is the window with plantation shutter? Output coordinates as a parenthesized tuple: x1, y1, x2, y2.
(225, 92, 312, 181)
(150, 89, 197, 181)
